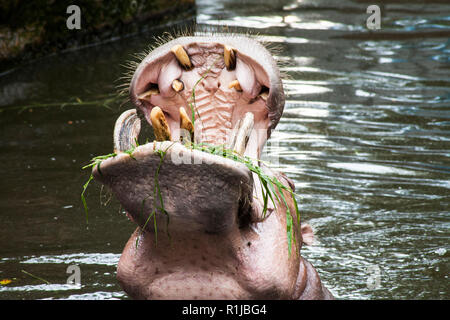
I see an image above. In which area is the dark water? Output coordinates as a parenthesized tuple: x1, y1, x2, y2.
(0, 0, 449, 299)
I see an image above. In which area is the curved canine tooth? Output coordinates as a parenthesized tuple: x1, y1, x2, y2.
(233, 112, 254, 156)
(171, 45, 192, 70)
(113, 109, 141, 153)
(179, 107, 194, 143)
(224, 45, 236, 71)
(172, 79, 184, 92)
(229, 80, 242, 91)
(150, 106, 172, 141)
(137, 88, 159, 102)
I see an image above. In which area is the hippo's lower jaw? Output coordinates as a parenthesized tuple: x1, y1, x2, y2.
(93, 141, 299, 299)
(94, 147, 333, 299)
(92, 35, 333, 299)
(93, 141, 255, 234)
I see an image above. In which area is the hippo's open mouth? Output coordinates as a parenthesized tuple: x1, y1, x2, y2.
(129, 36, 284, 155)
(90, 35, 332, 300)
(94, 36, 286, 234)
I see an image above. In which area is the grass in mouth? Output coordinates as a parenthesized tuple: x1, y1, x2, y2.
(81, 143, 139, 224)
(136, 143, 174, 248)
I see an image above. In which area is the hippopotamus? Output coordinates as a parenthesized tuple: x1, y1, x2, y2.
(91, 35, 333, 300)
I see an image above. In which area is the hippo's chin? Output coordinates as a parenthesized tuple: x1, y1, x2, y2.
(93, 139, 306, 299)
(92, 35, 333, 300)
(95, 141, 335, 299)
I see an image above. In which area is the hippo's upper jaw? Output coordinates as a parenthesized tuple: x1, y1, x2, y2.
(92, 35, 332, 300)
(129, 36, 285, 159)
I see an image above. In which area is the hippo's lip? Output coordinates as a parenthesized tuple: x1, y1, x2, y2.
(129, 36, 285, 160)
(93, 141, 254, 233)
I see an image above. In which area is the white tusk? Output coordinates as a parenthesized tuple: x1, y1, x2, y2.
(113, 109, 141, 153)
(233, 112, 254, 156)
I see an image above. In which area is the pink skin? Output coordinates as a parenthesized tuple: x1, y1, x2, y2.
(130, 37, 280, 159)
(93, 36, 333, 299)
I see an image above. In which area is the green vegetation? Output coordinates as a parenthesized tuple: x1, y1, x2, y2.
(138, 143, 174, 248)
(0, 0, 196, 71)
(1, 93, 122, 113)
(21, 270, 50, 285)
(81, 151, 120, 224)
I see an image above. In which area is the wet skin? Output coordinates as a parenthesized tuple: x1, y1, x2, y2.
(92, 36, 333, 299)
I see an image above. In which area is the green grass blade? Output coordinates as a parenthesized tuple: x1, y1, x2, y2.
(81, 174, 94, 224)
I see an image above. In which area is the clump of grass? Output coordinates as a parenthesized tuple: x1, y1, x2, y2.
(137, 143, 174, 248)
(81, 144, 139, 224)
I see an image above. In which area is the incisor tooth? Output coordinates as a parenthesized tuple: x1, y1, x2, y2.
(150, 107, 171, 141)
(137, 88, 159, 101)
(171, 45, 192, 70)
(172, 79, 184, 92)
(229, 80, 242, 91)
(224, 45, 236, 71)
(179, 107, 194, 143)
